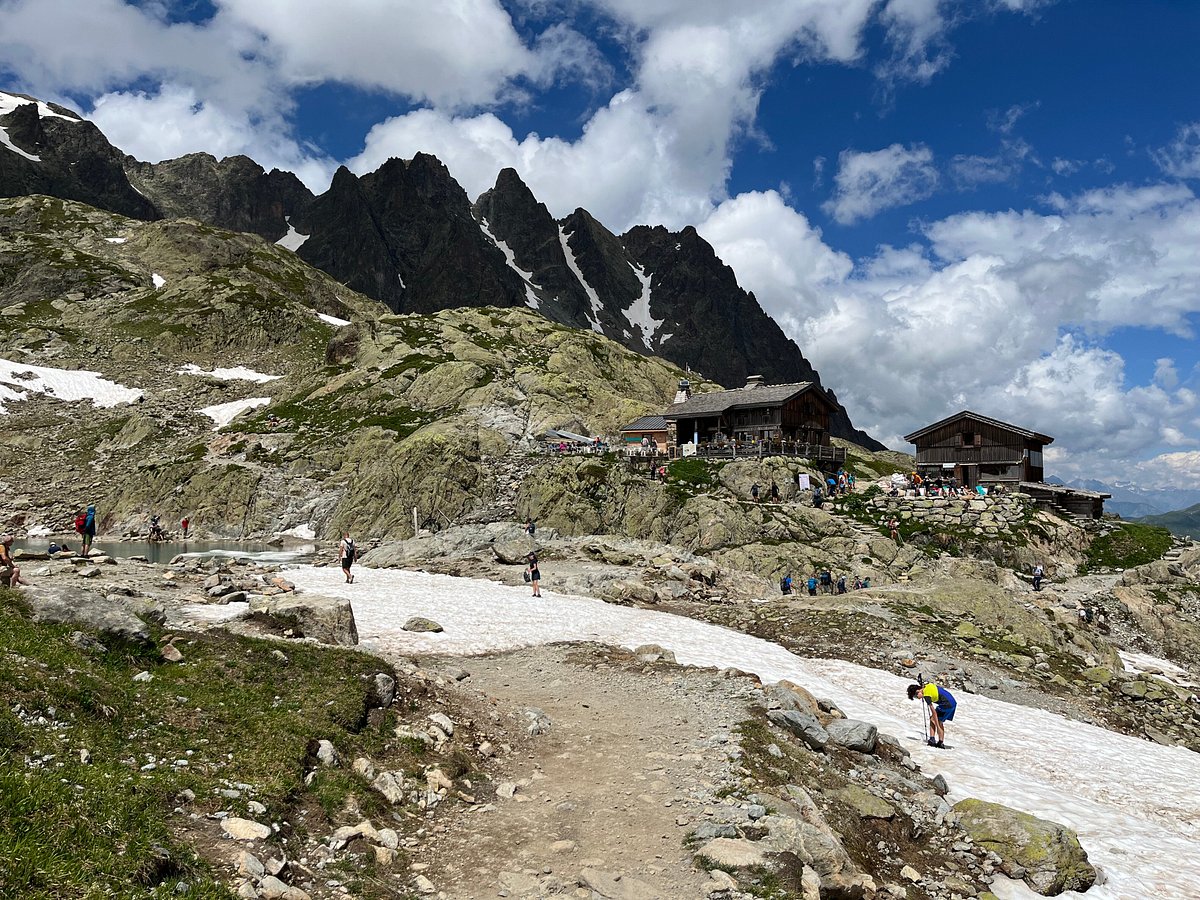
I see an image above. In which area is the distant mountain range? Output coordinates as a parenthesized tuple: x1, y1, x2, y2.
(0, 89, 881, 449)
(1136, 503, 1200, 538)
(1047, 476, 1200, 521)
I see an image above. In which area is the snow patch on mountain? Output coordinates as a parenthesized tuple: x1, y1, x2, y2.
(559, 224, 604, 334)
(0, 91, 79, 163)
(151, 273, 165, 289)
(479, 218, 542, 310)
(0, 92, 80, 123)
(316, 312, 351, 327)
(199, 397, 270, 427)
(0, 127, 39, 162)
(623, 262, 663, 349)
(0, 360, 142, 413)
(274, 216, 309, 252)
(178, 364, 281, 384)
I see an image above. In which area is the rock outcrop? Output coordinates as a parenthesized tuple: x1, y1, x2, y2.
(953, 798, 1097, 895)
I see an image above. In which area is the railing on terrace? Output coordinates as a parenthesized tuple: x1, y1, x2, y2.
(625, 442, 846, 467)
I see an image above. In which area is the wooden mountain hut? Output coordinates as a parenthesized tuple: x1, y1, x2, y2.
(662, 375, 841, 461)
(904, 410, 1052, 489)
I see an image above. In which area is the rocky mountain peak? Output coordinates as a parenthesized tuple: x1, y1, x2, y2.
(125, 151, 314, 242)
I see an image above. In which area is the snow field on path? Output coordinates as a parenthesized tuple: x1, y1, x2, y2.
(275, 567, 1200, 900)
(0, 359, 142, 413)
(179, 364, 281, 384)
(198, 397, 270, 427)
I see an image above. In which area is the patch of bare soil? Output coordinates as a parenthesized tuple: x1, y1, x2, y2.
(419, 644, 763, 899)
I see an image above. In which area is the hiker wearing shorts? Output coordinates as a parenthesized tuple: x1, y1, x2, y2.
(338, 532, 356, 584)
(526, 552, 542, 597)
(908, 682, 956, 748)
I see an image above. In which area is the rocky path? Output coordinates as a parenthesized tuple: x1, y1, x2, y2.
(420, 645, 760, 899)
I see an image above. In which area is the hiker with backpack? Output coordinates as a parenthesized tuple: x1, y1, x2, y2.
(780, 574, 793, 595)
(907, 680, 956, 748)
(338, 532, 357, 583)
(80, 505, 97, 558)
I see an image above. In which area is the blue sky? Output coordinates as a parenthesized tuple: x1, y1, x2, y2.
(3, 0, 1200, 488)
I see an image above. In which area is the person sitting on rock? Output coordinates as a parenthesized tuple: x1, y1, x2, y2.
(908, 681, 956, 748)
(0, 535, 25, 587)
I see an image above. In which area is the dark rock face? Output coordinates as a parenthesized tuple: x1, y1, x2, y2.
(0, 93, 157, 220)
(297, 155, 527, 314)
(292, 166, 401, 307)
(126, 153, 313, 242)
(473, 168, 591, 326)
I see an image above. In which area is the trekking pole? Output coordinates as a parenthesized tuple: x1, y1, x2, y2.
(916, 673, 928, 744)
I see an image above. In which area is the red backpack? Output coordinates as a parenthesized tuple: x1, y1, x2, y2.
(74, 513, 86, 534)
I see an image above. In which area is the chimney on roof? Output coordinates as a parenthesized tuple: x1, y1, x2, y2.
(672, 378, 692, 405)
(744, 374, 765, 390)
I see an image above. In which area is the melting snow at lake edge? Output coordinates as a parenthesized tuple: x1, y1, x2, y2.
(258, 567, 1200, 899)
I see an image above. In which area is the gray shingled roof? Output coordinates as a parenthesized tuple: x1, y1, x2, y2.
(661, 382, 816, 419)
(620, 415, 669, 432)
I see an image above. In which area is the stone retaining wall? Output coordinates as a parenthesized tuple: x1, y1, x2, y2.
(857, 492, 1035, 538)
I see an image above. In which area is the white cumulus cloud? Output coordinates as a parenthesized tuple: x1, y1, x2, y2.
(823, 143, 939, 225)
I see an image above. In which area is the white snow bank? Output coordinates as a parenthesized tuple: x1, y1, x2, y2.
(179, 364, 281, 384)
(151, 273, 166, 289)
(1119, 650, 1197, 689)
(25, 524, 52, 537)
(0, 359, 142, 413)
(277, 567, 1200, 900)
(316, 312, 350, 327)
(279, 523, 316, 540)
(104, 237, 127, 244)
(198, 397, 269, 427)
(275, 216, 309, 252)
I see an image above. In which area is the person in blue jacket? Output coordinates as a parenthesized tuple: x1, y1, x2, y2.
(81, 504, 97, 558)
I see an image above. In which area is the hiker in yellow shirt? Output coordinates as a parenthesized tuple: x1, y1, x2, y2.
(907, 681, 956, 748)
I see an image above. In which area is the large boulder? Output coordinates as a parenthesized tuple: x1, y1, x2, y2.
(759, 815, 855, 878)
(768, 709, 829, 751)
(21, 584, 152, 646)
(953, 799, 1097, 895)
(491, 536, 536, 565)
(248, 594, 358, 645)
(825, 719, 878, 754)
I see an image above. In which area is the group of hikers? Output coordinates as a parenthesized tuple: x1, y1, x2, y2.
(887, 471, 1000, 500)
(780, 570, 872, 595)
